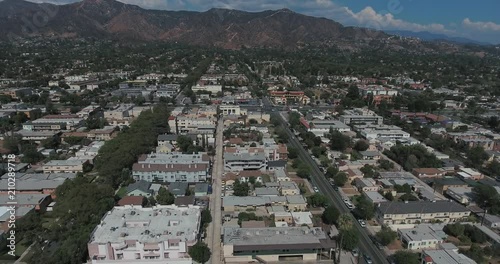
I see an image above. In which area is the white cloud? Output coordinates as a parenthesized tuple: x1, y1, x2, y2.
(462, 18, 500, 32)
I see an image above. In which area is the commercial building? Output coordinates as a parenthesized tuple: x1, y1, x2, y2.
(87, 205, 201, 264)
(223, 226, 329, 263)
(339, 108, 383, 125)
(376, 201, 471, 225)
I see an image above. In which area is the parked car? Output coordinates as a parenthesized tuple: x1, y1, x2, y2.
(364, 254, 373, 264)
(313, 186, 319, 193)
(351, 249, 359, 257)
(346, 203, 354, 210)
(358, 219, 366, 228)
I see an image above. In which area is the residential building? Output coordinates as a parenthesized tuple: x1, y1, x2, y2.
(269, 91, 310, 105)
(482, 214, 500, 229)
(361, 129, 410, 140)
(191, 84, 222, 94)
(363, 191, 388, 204)
(194, 183, 209, 197)
(22, 122, 66, 131)
(220, 105, 241, 116)
(279, 181, 300, 196)
(254, 187, 280, 197)
(87, 205, 201, 263)
(222, 196, 270, 212)
(126, 180, 154, 197)
(412, 168, 445, 179)
(104, 104, 134, 120)
(376, 201, 471, 225)
(168, 182, 189, 197)
(421, 248, 476, 264)
(306, 120, 351, 137)
(223, 227, 328, 263)
(445, 187, 473, 205)
(224, 152, 267, 172)
(42, 159, 89, 173)
(433, 178, 468, 194)
(0, 173, 76, 197)
(32, 115, 83, 129)
(354, 178, 379, 192)
(87, 127, 116, 141)
(169, 115, 216, 135)
(340, 108, 383, 125)
(398, 224, 447, 250)
(359, 151, 381, 160)
(286, 195, 308, 211)
(457, 168, 484, 181)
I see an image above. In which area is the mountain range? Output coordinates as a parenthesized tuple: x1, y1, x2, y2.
(385, 30, 490, 46)
(0, 0, 490, 52)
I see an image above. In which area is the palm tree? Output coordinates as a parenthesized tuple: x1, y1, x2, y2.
(337, 213, 353, 263)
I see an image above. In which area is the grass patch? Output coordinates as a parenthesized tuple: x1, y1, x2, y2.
(116, 186, 128, 198)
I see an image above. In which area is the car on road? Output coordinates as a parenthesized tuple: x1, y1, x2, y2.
(363, 254, 373, 264)
(343, 198, 349, 203)
(346, 203, 354, 210)
(358, 219, 366, 228)
(351, 249, 359, 257)
(334, 186, 339, 191)
(313, 186, 319, 193)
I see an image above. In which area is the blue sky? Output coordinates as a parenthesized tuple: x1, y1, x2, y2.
(25, 0, 500, 44)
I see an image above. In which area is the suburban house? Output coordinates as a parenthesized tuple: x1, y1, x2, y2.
(168, 182, 189, 197)
(376, 201, 471, 225)
(412, 168, 446, 179)
(354, 178, 379, 192)
(398, 224, 447, 250)
(126, 180, 154, 197)
(194, 183, 209, 197)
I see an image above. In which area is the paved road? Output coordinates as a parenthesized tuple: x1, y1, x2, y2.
(207, 119, 224, 264)
(265, 104, 388, 264)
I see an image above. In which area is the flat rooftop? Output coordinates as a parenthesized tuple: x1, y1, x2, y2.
(223, 226, 326, 248)
(90, 205, 201, 244)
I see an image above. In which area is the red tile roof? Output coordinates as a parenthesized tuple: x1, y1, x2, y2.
(117, 196, 143, 206)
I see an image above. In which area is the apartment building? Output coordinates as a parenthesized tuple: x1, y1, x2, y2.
(0, 172, 76, 196)
(87, 127, 116, 141)
(220, 105, 242, 116)
(223, 226, 328, 263)
(88, 205, 201, 264)
(224, 152, 267, 172)
(412, 168, 446, 179)
(376, 201, 471, 225)
(104, 104, 134, 120)
(22, 122, 66, 131)
(339, 108, 383, 125)
(32, 115, 83, 130)
(306, 120, 351, 137)
(42, 159, 89, 173)
(421, 247, 476, 264)
(169, 115, 217, 134)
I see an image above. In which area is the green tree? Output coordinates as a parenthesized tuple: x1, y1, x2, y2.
(444, 222, 465, 237)
(325, 166, 339, 178)
(308, 193, 328, 207)
(376, 226, 398, 246)
(338, 228, 359, 251)
(296, 163, 311, 179)
(156, 187, 174, 205)
(393, 250, 419, 264)
(328, 130, 350, 151)
(466, 146, 489, 168)
(201, 209, 212, 227)
(355, 195, 375, 220)
(188, 242, 211, 264)
(288, 146, 298, 159)
(353, 140, 369, 151)
(233, 180, 250, 196)
(378, 159, 394, 170)
(322, 206, 340, 225)
(333, 172, 348, 186)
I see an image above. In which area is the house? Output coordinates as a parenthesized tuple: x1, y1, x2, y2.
(421, 248, 476, 264)
(286, 195, 307, 211)
(291, 211, 313, 227)
(457, 168, 484, 181)
(345, 168, 364, 182)
(194, 183, 209, 197)
(433, 178, 468, 194)
(412, 168, 445, 179)
(482, 214, 500, 229)
(87, 205, 201, 263)
(279, 181, 300, 196)
(254, 187, 280, 197)
(359, 151, 381, 160)
(398, 224, 447, 250)
(168, 182, 189, 197)
(445, 187, 473, 205)
(376, 201, 471, 225)
(273, 168, 290, 182)
(273, 212, 293, 226)
(117, 196, 144, 206)
(223, 226, 327, 263)
(354, 178, 379, 192)
(222, 196, 270, 212)
(126, 180, 153, 197)
(174, 196, 195, 207)
(363, 191, 388, 204)
(42, 159, 89, 173)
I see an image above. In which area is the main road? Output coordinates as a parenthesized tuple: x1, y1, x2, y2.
(263, 97, 388, 264)
(207, 118, 224, 264)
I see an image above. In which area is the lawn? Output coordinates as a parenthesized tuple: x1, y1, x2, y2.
(116, 186, 128, 198)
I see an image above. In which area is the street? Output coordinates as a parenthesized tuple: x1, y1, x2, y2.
(206, 119, 224, 264)
(263, 97, 388, 264)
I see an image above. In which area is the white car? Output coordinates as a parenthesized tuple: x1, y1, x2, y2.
(346, 203, 354, 210)
(343, 198, 349, 203)
(313, 187, 319, 193)
(358, 219, 366, 228)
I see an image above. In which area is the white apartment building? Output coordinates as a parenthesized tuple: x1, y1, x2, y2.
(169, 116, 217, 134)
(339, 108, 383, 125)
(42, 159, 89, 173)
(224, 152, 267, 172)
(398, 224, 447, 250)
(361, 129, 410, 140)
(376, 201, 471, 225)
(104, 104, 135, 120)
(88, 205, 201, 264)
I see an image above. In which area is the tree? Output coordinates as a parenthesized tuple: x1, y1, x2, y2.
(399, 193, 418, 202)
(328, 130, 350, 151)
(325, 166, 339, 178)
(296, 164, 311, 179)
(156, 187, 174, 205)
(3, 134, 22, 154)
(188, 242, 211, 264)
(201, 209, 212, 227)
(308, 193, 328, 207)
(378, 159, 394, 170)
(360, 165, 378, 178)
(148, 196, 157, 206)
(353, 140, 369, 151)
(466, 146, 489, 168)
(322, 206, 340, 225)
(333, 172, 348, 186)
(355, 195, 375, 220)
(393, 250, 419, 264)
(444, 222, 465, 237)
(460, 243, 486, 264)
(288, 146, 298, 159)
(233, 180, 250, 196)
(177, 135, 194, 152)
(472, 184, 500, 215)
(376, 226, 398, 246)
(383, 192, 394, 201)
(338, 228, 359, 251)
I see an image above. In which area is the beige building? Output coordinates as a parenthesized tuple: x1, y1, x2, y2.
(286, 195, 307, 212)
(42, 159, 88, 173)
(376, 201, 470, 225)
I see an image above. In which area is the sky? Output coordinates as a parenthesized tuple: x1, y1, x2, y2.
(23, 0, 500, 44)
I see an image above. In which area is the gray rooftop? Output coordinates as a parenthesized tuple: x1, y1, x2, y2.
(168, 182, 188, 196)
(286, 195, 307, 204)
(0, 173, 75, 191)
(254, 187, 280, 196)
(90, 205, 201, 244)
(44, 159, 87, 166)
(223, 196, 270, 207)
(423, 249, 476, 264)
(126, 180, 152, 194)
(223, 226, 326, 249)
(194, 183, 209, 193)
(399, 224, 447, 242)
(224, 152, 266, 161)
(378, 201, 470, 215)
